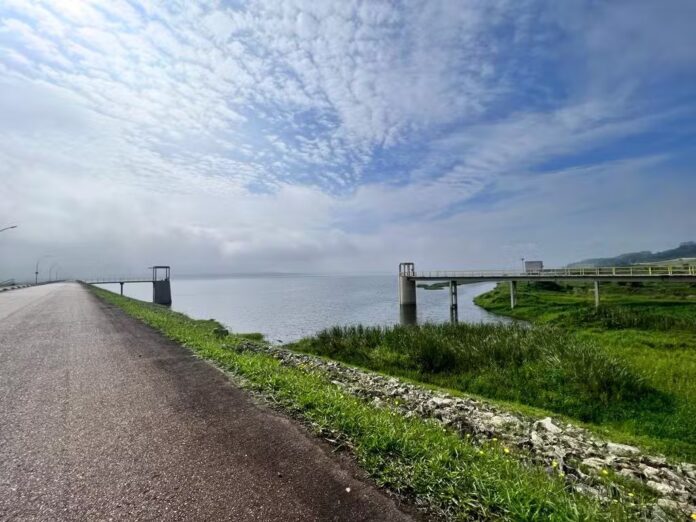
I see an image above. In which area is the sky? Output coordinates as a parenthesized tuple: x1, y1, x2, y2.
(1, 0, 695, 280)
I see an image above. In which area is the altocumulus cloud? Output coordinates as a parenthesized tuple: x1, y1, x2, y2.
(1, 0, 695, 278)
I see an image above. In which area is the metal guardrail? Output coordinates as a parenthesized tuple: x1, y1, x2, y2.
(405, 265, 696, 279)
(84, 276, 155, 284)
(85, 267, 170, 285)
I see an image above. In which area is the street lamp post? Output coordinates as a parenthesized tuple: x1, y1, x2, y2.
(35, 255, 53, 285)
(0, 225, 18, 285)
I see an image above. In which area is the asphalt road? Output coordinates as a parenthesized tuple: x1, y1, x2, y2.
(0, 283, 413, 521)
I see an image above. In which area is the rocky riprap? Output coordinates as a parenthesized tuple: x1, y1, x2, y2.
(230, 340, 696, 519)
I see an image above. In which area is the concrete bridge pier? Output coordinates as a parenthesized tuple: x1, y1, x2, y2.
(151, 266, 172, 306)
(398, 262, 416, 307)
(449, 281, 458, 323)
(398, 279, 417, 326)
(119, 282, 124, 296)
(594, 280, 600, 308)
(153, 280, 172, 306)
(398, 276, 416, 306)
(398, 262, 417, 326)
(509, 281, 517, 309)
(399, 304, 417, 326)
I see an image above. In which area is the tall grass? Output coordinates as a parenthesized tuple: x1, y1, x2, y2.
(473, 281, 696, 460)
(569, 305, 696, 331)
(293, 323, 669, 423)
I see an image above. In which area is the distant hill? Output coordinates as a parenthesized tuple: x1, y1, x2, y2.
(568, 242, 696, 267)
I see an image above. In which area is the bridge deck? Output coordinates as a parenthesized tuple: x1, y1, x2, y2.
(406, 265, 696, 283)
(84, 278, 155, 284)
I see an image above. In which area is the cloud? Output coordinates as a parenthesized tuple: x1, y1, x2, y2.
(0, 0, 695, 279)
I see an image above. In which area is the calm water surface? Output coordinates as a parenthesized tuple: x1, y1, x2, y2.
(98, 275, 510, 343)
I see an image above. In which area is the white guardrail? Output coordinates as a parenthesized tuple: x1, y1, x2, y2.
(406, 265, 696, 278)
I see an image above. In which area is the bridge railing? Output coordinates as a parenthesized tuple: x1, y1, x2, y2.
(412, 265, 696, 279)
(84, 275, 155, 284)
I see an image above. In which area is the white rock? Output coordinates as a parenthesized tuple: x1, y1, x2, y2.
(646, 456, 667, 467)
(429, 397, 454, 408)
(650, 505, 670, 522)
(534, 417, 562, 434)
(647, 480, 676, 495)
(582, 457, 606, 470)
(530, 431, 543, 446)
(605, 442, 641, 457)
(659, 469, 683, 484)
(641, 465, 661, 478)
(489, 415, 512, 428)
(656, 498, 680, 511)
(618, 468, 638, 479)
(573, 483, 600, 498)
(371, 397, 385, 408)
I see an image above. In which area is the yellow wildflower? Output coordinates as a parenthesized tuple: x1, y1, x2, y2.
(601, 469, 609, 476)
(691, 514, 696, 521)
(503, 448, 510, 454)
(551, 460, 558, 468)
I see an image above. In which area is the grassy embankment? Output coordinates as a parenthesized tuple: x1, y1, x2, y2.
(292, 282, 696, 462)
(91, 285, 634, 521)
(475, 281, 696, 461)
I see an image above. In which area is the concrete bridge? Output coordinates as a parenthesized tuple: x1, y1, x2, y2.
(398, 262, 696, 322)
(84, 265, 172, 305)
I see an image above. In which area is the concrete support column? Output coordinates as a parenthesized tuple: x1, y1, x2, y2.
(594, 280, 600, 308)
(398, 262, 417, 326)
(119, 282, 124, 296)
(398, 275, 416, 306)
(399, 305, 417, 326)
(153, 280, 172, 306)
(510, 280, 517, 309)
(449, 280, 458, 324)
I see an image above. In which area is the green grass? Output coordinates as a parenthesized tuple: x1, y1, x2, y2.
(474, 281, 696, 461)
(90, 285, 640, 521)
(290, 323, 667, 426)
(289, 322, 688, 465)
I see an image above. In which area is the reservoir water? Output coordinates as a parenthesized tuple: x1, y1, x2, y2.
(97, 275, 510, 343)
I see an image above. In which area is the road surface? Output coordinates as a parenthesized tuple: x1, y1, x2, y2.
(0, 283, 413, 521)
